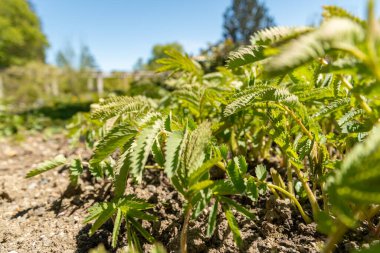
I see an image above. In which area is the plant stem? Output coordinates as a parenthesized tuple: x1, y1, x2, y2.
(277, 104, 314, 141)
(340, 76, 373, 114)
(285, 157, 294, 196)
(216, 161, 226, 171)
(269, 186, 281, 199)
(180, 203, 192, 253)
(321, 182, 329, 212)
(230, 127, 239, 155)
(322, 220, 348, 253)
(323, 205, 380, 253)
(144, 165, 163, 170)
(366, 0, 380, 81)
(293, 166, 320, 219)
(334, 43, 369, 64)
(267, 183, 312, 224)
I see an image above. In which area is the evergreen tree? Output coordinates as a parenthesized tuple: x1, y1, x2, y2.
(223, 0, 275, 44)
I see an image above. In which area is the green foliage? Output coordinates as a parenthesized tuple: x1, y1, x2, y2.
(226, 26, 314, 69)
(265, 18, 365, 76)
(354, 244, 380, 253)
(90, 124, 137, 165)
(250, 26, 314, 46)
(84, 195, 156, 249)
(145, 42, 184, 70)
(226, 45, 265, 69)
(26, 154, 67, 178)
(156, 49, 203, 77)
(0, 110, 66, 138)
(130, 117, 163, 182)
(25, 2, 380, 252)
(327, 125, 380, 226)
(164, 130, 186, 178)
(226, 157, 246, 193)
(322, 5, 366, 27)
(91, 96, 155, 120)
(206, 200, 218, 237)
(69, 158, 83, 186)
(0, 0, 48, 67)
(223, 205, 242, 247)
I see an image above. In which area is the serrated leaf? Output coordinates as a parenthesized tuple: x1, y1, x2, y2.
(130, 119, 163, 183)
(224, 205, 242, 248)
(91, 96, 153, 120)
(164, 113, 172, 132)
(90, 124, 137, 164)
(129, 218, 155, 243)
(265, 18, 364, 76)
(84, 202, 108, 224)
(219, 144, 229, 160)
(206, 200, 218, 238)
(113, 147, 132, 199)
(338, 109, 365, 127)
(250, 26, 314, 46)
(226, 160, 246, 193)
(118, 195, 155, 211)
(236, 156, 247, 175)
(189, 180, 215, 192)
(26, 154, 67, 178)
(90, 203, 116, 236)
(255, 164, 267, 181)
(297, 138, 313, 160)
(192, 191, 212, 219)
(152, 140, 165, 167)
(69, 158, 83, 186)
(127, 209, 157, 221)
(212, 180, 240, 195)
(226, 45, 266, 69)
(246, 177, 259, 201)
(312, 98, 350, 119)
(171, 175, 186, 196)
(188, 157, 221, 186)
(112, 208, 122, 248)
(164, 130, 185, 178)
(219, 196, 255, 219)
(182, 122, 212, 176)
(322, 6, 366, 27)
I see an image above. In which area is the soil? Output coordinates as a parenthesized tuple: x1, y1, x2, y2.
(0, 133, 373, 253)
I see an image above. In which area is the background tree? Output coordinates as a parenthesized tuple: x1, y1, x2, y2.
(56, 44, 76, 70)
(56, 44, 98, 71)
(0, 0, 48, 68)
(223, 0, 275, 44)
(79, 45, 98, 71)
(132, 58, 144, 71)
(55, 44, 98, 96)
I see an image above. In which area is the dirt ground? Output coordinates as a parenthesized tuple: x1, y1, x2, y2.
(0, 133, 369, 253)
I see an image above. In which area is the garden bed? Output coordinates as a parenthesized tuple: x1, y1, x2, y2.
(1, 134, 375, 253)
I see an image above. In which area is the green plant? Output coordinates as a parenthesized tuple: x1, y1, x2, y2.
(26, 1, 380, 252)
(85, 195, 156, 250)
(224, 1, 380, 251)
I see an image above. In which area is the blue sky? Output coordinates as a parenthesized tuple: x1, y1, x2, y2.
(30, 0, 378, 72)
